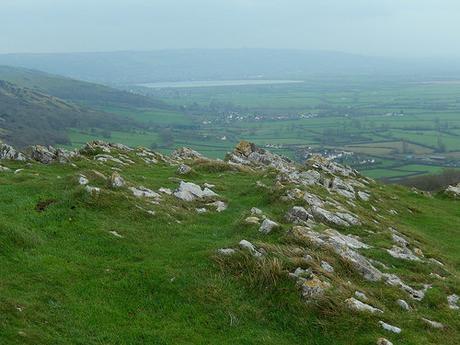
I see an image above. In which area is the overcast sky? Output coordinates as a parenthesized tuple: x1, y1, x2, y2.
(1, 0, 459, 57)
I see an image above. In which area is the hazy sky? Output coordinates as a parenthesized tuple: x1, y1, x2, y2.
(1, 0, 459, 57)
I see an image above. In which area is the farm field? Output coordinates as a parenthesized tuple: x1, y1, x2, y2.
(65, 76, 460, 180)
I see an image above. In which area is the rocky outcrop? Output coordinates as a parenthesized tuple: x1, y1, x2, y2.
(171, 147, 204, 161)
(445, 183, 460, 198)
(174, 181, 218, 201)
(0, 144, 26, 161)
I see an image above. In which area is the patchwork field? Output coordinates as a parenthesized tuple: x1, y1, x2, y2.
(64, 76, 460, 180)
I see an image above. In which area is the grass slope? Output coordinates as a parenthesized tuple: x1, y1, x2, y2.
(0, 144, 459, 344)
(0, 65, 164, 108)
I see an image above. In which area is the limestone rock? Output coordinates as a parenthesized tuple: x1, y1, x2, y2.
(130, 186, 160, 198)
(377, 338, 393, 345)
(445, 183, 460, 198)
(217, 248, 236, 256)
(110, 172, 125, 188)
(422, 318, 444, 329)
(345, 297, 383, 313)
(245, 217, 260, 225)
(447, 294, 459, 310)
(285, 206, 312, 225)
(177, 164, 192, 175)
(0, 144, 26, 161)
(321, 261, 334, 273)
(78, 175, 89, 185)
(259, 218, 279, 234)
(171, 147, 204, 161)
(174, 181, 218, 201)
(379, 321, 401, 334)
(396, 299, 411, 311)
(208, 201, 227, 212)
(239, 239, 262, 257)
(387, 246, 421, 261)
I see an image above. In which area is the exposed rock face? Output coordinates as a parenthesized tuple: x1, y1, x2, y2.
(445, 183, 460, 198)
(171, 147, 204, 161)
(309, 206, 361, 227)
(0, 144, 26, 161)
(226, 140, 293, 172)
(285, 206, 312, 225)
(174, 181, 218, 201)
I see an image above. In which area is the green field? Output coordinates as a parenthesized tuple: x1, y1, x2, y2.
(63, 77, 460, 180)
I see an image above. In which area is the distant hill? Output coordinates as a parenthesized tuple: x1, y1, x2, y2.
(0, 49, 459, 85)
(0, 65, 165, 108)
(0, 80, 136, 147)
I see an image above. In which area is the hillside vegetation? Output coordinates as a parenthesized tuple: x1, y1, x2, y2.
(0, 80, 136, 147)
(0, 65, 164, 108)
(0, 141, 459, 345)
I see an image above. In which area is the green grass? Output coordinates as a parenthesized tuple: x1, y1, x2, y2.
(0, 146, 459, 344)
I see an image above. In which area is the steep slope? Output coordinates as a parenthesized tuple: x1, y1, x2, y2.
(0, 141, 458, 345)
(0, 65, 165, 108)
(0, 80, 135, 147)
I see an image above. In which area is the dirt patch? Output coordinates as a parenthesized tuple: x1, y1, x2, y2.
(35, 199, 57, 212)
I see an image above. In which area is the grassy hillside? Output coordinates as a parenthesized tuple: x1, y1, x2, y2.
(0, 65, 165, 108)
(0, 80, 136, 147)
(0, 141, 458, 344)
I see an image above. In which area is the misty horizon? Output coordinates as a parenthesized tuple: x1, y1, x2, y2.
(2, 0, 460, 59)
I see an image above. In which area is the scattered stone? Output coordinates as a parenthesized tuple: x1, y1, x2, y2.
(217, 248, 236, 256)
(355, 291, 368, 301)
(391, 233, 409, 247)
(345, 297, 383, 313)
(174, 181, 218, 201)
(396, 299, 411, 311)
(385, 274, 430, 301)
(14, 169, 24, 174)
(422, 318, 445, 329)
(251, 207, 263, 216)
(299, 274, 331, 299)
(387, 246, 421, 261)
(78, 175, 89, 185)
(447, 294, 459, 310)
(321, 261, 334, 273)
(177, 163, 192, 175)
(377, 338, 393, 345)
(244, 216, 260, 225)
(259, 218, 279, 234)
(196, 208, 207, 214)
(85, 186, 100, 194)
(110, 172, 125, 188)
(130, 186, 160, 198)
(159, 187, 173, 195)
(208, 201, 227, 212)
(379, 321, 401, 334)
(109, 230, 123, 238)
(285, 206, 312, 225)
(357, 191, 370, 201)
(239, 240, 262, 257)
